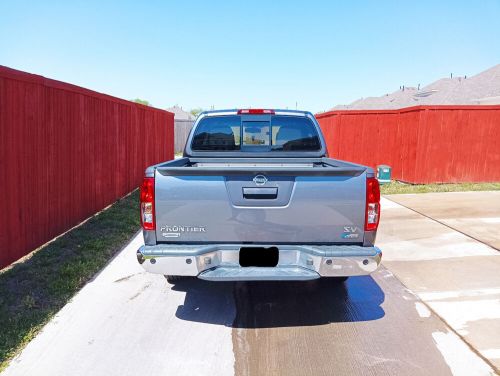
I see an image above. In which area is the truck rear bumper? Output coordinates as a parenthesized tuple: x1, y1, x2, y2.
(137, 244, 382, 281)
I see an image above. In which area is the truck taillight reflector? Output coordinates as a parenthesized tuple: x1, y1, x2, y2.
(365, 177, 380, 231)
(237, 109, 275, 115)
(140, 177, 155, 230)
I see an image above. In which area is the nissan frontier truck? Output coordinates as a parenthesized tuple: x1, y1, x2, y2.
(137, 109, 381, 283)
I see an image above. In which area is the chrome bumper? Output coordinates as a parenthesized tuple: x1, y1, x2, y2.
(137, 244, 382, 281)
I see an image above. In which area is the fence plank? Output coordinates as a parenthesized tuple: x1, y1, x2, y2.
(174, 119, 194, 153)
(0, 66, 174, 268)
(316, 106, 500, 184)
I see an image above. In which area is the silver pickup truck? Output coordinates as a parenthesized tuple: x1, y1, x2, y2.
(137, 109, 381, 283)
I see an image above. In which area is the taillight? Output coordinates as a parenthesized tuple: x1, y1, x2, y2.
(140, 177, 155, 230)
(365, 177, 380, 231)
(237, 109, 275, 115)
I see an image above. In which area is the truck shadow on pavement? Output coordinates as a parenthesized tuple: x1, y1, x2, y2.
(172, 276, 385, 328)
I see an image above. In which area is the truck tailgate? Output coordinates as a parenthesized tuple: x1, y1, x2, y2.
(154, 169, 367, 244)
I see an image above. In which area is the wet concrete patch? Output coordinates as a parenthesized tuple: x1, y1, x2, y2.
(385, 257, 500, 371)
(229, 268, 460, 376)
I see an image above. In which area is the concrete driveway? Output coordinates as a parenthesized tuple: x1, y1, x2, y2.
(2, 192, 499, 376)
(381, 192, 500, 371)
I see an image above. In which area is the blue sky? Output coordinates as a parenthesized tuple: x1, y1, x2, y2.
(1, 1, 499, 113)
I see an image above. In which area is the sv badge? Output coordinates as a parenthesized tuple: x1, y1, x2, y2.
(342, 226, 360, 239)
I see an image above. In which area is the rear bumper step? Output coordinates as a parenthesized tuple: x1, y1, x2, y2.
(199, 266, 319, 281)
(137, 244, 382, 281)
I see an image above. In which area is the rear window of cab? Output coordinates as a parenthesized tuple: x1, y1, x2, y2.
(191, 115, 321, 151)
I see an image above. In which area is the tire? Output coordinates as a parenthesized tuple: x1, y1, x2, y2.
(164, 275, 190, 284)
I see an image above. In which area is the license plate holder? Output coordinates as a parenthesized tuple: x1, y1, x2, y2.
(239, 246, 279, 267)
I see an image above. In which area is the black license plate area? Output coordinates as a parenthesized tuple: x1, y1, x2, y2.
(239, 247, 279, 267)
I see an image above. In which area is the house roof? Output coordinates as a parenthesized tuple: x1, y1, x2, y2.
(166, 105, 195, 120)
(332, 64, 500, 110)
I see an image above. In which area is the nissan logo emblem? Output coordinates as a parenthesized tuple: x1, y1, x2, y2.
(253, 175, 268, 186)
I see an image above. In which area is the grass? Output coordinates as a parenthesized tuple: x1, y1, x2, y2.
(0, 190, 140, 371)
(381, 181, 500, 195)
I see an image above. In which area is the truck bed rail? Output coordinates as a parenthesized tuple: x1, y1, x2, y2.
(154, 157, 367, 177)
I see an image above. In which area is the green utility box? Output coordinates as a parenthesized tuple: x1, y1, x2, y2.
(377, 165, 391, 184)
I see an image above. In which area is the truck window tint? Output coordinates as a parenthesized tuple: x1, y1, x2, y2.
(242, 121, 270, 146)
(271, 116, 321, 151)
(191, 116, 241, 151)
(191, 114, 321, 151)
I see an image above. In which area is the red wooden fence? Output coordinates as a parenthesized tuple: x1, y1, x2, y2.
(316, 106, 500, 184)
(0, 66, 174, 268)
